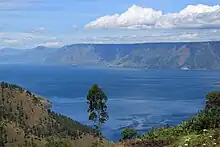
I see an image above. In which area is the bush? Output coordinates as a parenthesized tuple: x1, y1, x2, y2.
(120, 128, 138, 141)
(183, 108, 220, 132)
(142, 91, 220, 143)
(177, 130, 218, 147)
(205, 91, 220, 110)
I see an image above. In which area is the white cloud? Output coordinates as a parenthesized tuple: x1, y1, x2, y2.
(39, 41, 64, 47)
(0, 32, 46, 42)
(0, 31, 63, 48)
(178, 33, 198, 39)
(73, 28, 220, 44)
(2, 39, 19, 44)
(85, 4, 220, 29)
(1, 27, 220, 49)
(29, 27, 46, 37)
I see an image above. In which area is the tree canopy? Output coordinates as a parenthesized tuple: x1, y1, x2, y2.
(87, 84, 108, 134)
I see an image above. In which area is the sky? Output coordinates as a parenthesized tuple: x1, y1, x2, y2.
(0, 0, 220, 48)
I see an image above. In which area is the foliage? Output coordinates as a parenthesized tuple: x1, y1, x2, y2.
(44, 139, 72, 147)
(4, 81, 220, 146)
(0, 82, 95, 147)
(141, 91, 220, 146)
(91, 140, 102, 147)
(0, 82, 7, 147)
(0, 82, 24, 92)
(143, 107, 220, 141)
(205, 91, 220, 110)
(0, 124, 7, 147)
(49, 110, 92, 137)
(143, 125, 185, 141)
(87, 84, 109, 134)
(176, 130, 218, 147)
(183, 108, 220, 132)
(120, 128, 138, 141)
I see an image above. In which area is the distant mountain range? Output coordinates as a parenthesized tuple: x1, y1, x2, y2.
(1, 41, 220, 69)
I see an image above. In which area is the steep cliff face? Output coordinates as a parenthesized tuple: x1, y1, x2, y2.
(1, 41, 220, 69)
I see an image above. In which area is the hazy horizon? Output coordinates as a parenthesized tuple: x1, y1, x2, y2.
(0, 0, 220, 49)
(1, 40, 220, 50)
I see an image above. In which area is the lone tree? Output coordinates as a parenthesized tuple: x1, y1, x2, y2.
(87, 84, 108, 137)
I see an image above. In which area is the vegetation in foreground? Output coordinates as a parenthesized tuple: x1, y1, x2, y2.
(120, 91, 220, 147)
(0, 82, 99, 147)
(2, 81, 220, 147)
(87, 84, 109, 147)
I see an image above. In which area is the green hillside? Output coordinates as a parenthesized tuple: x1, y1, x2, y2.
(2, 81, 220, 147)
(0, 82, 100, 147)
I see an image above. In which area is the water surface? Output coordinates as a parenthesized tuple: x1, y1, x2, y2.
(0, 65, 219, 141)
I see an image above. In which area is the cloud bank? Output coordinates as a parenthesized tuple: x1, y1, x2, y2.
(39, 41, 64, 47)
(85, 4, 220, 29)
(0, 31, 63, 48)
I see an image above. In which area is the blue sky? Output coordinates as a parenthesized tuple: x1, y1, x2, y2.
(0, 0, 220, 48)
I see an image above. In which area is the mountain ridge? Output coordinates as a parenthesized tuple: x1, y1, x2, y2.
(1, 41, 220, 69)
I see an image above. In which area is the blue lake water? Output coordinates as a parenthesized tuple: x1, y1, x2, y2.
(0, 64, 220, 141)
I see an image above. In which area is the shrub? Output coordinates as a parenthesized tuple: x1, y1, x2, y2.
(183, 108, 220, 132)
(177, 130, 218, 147)
(143, 91, 220, 142)
(205, 91, 220, 110)
(143, 125, 188, 141)
(120, 128, 138, 141)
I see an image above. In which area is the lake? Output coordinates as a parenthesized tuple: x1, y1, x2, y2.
(0, 64, 220, 141)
